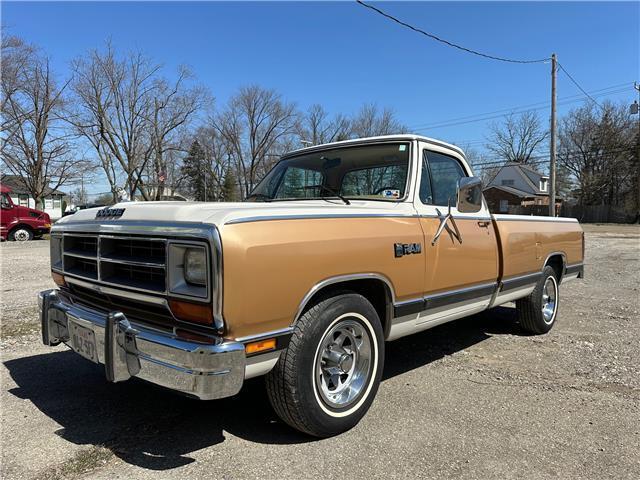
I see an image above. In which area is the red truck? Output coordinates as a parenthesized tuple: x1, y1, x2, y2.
(0, 185, 52, 241)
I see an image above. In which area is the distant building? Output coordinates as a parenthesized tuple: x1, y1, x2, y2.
(133, 185, 190, 202)
(483, 163, 561, 214)
(0, 175, 67, 220)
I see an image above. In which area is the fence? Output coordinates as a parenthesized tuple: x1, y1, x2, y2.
(506, 205, 550, 217)
(559, 204, 637, 223)
(505, 204, 638, 223)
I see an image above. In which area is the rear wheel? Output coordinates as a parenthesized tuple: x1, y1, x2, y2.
(9, 227, 33, 242)
(516, 265, 559, 334)
(266, 292, 384, 437)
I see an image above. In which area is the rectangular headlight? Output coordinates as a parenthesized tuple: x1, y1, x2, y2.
(167, 242, 209, 300)
(184, 248, 206, 285)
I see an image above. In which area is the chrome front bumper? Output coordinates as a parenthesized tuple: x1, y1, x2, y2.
(38, 289, 246, 400)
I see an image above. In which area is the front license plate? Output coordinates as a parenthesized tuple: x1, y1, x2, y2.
(70, 322, 98, 363)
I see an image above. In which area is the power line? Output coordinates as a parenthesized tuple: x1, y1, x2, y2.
(557, 62, 604, 109)
(407, 84, 632, 131)
(467, 146, 637, 169)
(355, 0, 550, 64)
(407, 83, 630, 130)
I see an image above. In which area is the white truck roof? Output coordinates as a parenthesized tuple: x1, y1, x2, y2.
(283, 134, 466, 159)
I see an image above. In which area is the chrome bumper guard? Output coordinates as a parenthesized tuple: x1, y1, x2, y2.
(38, 289, 246, 400)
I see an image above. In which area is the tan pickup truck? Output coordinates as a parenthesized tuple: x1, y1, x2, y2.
(39, 134, 584, 437)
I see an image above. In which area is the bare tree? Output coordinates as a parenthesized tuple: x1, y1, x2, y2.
(213, 85, 298, 197)
(350, 103, 406, 138)
(462, 145, 499, 186)
(70, 43, 160, 200)
(145, 69, 207, 200)
(296, 104, 351, 145)
(558, 102, 635, 208)
(1, 36, 84, 206)
(486, 111, 549, 164)
(1, 34, 34, 132)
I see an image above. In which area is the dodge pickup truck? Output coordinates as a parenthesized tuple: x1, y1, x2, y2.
(39, 134, 584, 437)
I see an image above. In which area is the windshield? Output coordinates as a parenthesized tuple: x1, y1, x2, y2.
(248, 142, 411, 202)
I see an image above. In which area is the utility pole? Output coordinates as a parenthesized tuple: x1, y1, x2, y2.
(633, 82, 640, 222)
(549, 53, 557, 217)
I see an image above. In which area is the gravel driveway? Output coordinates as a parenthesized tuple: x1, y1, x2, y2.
(1, 226, 639, 479)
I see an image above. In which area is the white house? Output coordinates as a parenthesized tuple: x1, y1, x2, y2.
(0, 175, 67, 220)
(483, 163, 560, 214)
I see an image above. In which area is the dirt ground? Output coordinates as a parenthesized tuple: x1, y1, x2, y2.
(1, 225, 639, 480)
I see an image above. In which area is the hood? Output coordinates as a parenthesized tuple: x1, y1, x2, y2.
(54, 200, 414, 229)
(18, 205, 50, 222)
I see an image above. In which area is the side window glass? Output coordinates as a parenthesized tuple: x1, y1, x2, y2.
(419, 151, 433, 204)
(425, 151, 466, 206)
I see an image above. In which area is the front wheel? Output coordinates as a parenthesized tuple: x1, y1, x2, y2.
(516, 265, 559, 334)
(9, 227, 33, 242)
(266, 292, 384, 437)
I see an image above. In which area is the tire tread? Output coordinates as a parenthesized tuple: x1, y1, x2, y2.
(266, 293, 380, 437)
(516, 265, 558, 334)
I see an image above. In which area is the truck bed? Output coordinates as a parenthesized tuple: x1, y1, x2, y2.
(491, 214, 584, 305)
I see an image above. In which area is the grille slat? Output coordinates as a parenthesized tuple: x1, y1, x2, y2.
(66, 284, 175, 327)
(60, 233, 167, 293)
(100, 236, 166, 265)
(63, 255, 98, 279)
(64, 235, 98, 257)
(100, 260, 165, 292)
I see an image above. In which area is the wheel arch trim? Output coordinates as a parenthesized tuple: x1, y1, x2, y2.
(292, 273, 396, 326)
(543, 251, 567, 281)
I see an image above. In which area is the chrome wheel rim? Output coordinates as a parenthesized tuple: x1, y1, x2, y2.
(541, 276, 558, 324)
(315, 318, 372, 408)
(14, 229, 30, 242)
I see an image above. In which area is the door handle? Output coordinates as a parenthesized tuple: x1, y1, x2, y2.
(477, 220, 491, 228)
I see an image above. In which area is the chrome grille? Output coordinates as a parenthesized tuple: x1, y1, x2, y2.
(66, 283, 175, 326)
(59, 234, 167, 293)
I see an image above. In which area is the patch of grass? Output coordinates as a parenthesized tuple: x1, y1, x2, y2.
(37, 446, 113, 480)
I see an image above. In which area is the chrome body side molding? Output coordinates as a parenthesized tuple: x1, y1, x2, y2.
(388, 282, 497, 341)
(224, 212, 494, 226)
(564, 263, 584, 281)
(225, 213, 418, 226)
(492, 214, 579, 224)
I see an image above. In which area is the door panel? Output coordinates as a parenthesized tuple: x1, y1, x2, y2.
(415, 144, 499, 317)
(420, 217, 498, 293)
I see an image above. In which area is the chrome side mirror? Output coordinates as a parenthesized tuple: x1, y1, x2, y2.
(457, 177, 483, 213)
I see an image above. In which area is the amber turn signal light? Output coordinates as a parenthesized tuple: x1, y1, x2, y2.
(51, 272, 66, 287)
(169, 299, 213, 325)
(245, 338, 277, 355)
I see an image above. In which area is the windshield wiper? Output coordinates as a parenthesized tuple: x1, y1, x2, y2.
(245, 193, 272, 202)
(303, 185, 351, 205)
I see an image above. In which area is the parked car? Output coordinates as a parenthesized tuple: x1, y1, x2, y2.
(1, 185, 52, 241)
(39, 135, 584, 437)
